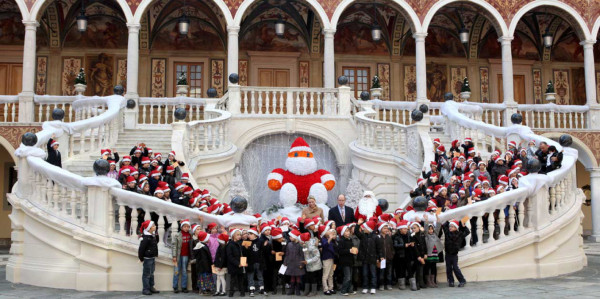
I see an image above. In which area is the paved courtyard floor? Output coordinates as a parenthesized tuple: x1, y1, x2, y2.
(1, 241, 599, 299)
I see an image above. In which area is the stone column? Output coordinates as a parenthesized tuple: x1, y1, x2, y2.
(19, 21, 39, 123)
(590, 169, 600, 242)
(499, 36, 515, 105)
(581, 40, 597, 106)
(414, 33, 428, 105)
(125, 23, 140, 98)
(227, 26, 240, 77)
(323, 29, 336, 88)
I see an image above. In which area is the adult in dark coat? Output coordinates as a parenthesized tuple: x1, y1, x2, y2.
(328, 194, 356, 227)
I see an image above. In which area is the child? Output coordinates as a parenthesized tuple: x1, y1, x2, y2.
(301, 231, 321, 296)
(355, 220, 380, 294)
(409, 222, 427, 291)
(424, 219, 443, 288)
(172, 219, 193, 293)
(392, 220, 410, 290)
(190, 224, 201, 294)
(320, 226, 336, 295)
(337, 225, 356, 296)
(269, 227, 285, 295)
(46, 135, 62, 168)
(226, 228, 246, 297)
(443, 220, 470, 287)
(259, 224, 273, 295)
(245, 227, 265, 297)
(214, 233, 229, 296)
(376, 223, 394, 291)
(193, 231, 214, 295)
(138, 220, 159, 295)
(284, 230, 305, 296)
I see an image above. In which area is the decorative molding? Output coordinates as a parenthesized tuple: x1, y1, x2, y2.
(61, 57, 82, 96)
(377, 63, 390, 101)
(45, 2, 60, 48)
(128, 0, 143, 16)
(238, 60, 248, 86)
(211, 59, 225, 97)
(392, 15, 405, 56)
(0, 126, 41, 149)
(469, 15, 485, 59)
(299, 61, 310, 88)
(450, 66, 467, 101)
(553, 69, 571, 105)
(116, 58, 127, 92)
(533, 68, 542, 104)
(224, 0, 244, 18)
(151, 58, 166, 97)
(140, 14, 149, 50)
(36, 56, 47, 95)
(480, 67, 489, 103)
(311, 18, 322, 54)
(318, 0, 344, 19)
(596, 71, 600, 103)
(404, 65, 416, 101)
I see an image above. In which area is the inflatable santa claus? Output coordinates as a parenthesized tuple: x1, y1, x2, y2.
(267, 137, 336, 207)
(354, 190, 382, 221)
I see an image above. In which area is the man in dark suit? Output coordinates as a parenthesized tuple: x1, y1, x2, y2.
(328, 194, 355, 227)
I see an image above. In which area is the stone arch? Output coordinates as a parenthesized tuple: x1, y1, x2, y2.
(234, 0, 331, 30)
(541, 132, 598, 169)
(12, 0, 30, 20)
(592, 16, 600, 40)
(133, 0, 233, 26)
(331, 0, 420, 33)
(509, 0, 592, 41)
(0, 136, 17, 164)
(29, 0, 133, 23)
(421, 0, 508, 37)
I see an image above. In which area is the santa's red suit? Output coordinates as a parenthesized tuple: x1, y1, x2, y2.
(354, 191, 382, 221)
(267, 137, 336, 206)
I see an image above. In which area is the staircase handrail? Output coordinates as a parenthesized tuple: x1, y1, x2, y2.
(138, 96, 207, 106)
(0, 95, 18, 102)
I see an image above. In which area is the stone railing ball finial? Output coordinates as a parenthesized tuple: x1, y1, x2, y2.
(113, 84, 124, 96)
(378, 198, 389, 212)
(444, 92, 454, 102)
(337, 75, 348, 86)
(21, 132, 38, 146)
(207, 87, 218, 98)
(230, 196, 248, 213)
(527, 158, 542, 173)
(360, 91, 370, 101)
(126, 99, 136, 109)
(93, 159, 110, 176)
(411, 109, 423, 121)
(419, 104, 429, 114)
(511, 113, 523, 124)
(52, 108, 65, 121)
(412, 196, 427, 212)
(559, 134, 573, 147)
(174, 107, 187, 121)
(229, 73, 239, 84)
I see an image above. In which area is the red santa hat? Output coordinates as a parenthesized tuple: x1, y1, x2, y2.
(174, 182, 185, 191)
(398, 220, 409, 230)
(513, 159, 522, 166)
(153, 187, 164, 195)
(222, 205, 233, 215)
(299, 232, 311, 243)
(138, 174, 147, 183)
(430, 161, 438, 167)
(377, 222, 388, 232)
(433, 138, 441, 145)
(464, 137, 472, 143)
(150, 170, 161, 178)
(492, 150, 502, 157)
(207, 204, 221, 215)
(180, 219, 191, 228)
(468, 147, 475, 154)
(289, 229, 301, 240)
(141, 220, 155, 235)
(449, 219, 460, 229)
(146, 147, 153, 154)
(289, 137, 312, 153)
(101, 149, 111, 156)
(155, 152, 162, 159)
(361, 221, 376, 233)
(166, 166, 175, 173)
(450, 193, 459, 199)
(229, 228, 242, 235)
(189, 197, 199, 207)
(324, 220, 334, 230)
(507, 166, 519, 176)
(209, 198, 220, 206)
(253, 213, 263, 222)
(437, 145, 446, 153)
(518, 171, 527, 178)
(434, 185, 446, 193)
(191, 224, 201, 235)
(134, 147, 142, 154)
(141, 157, 150, 165)
(280, 217, 291, 225)
(505, 151, 513, 157)
(248, 227, 259, 236)
(197, 231, 210, 243)
(508, 141, 517, 148)
(181, 173, 190, 180)
(169, 151, 176, 157)
(428, 198, 438, 207)
(271, 227, 283, 239)
(496, 185, 505, 193)
(201, 189, 210, 198)
(394, 208, 404, 215)
(473, 188, 483, 198)
(207, 222, 217, 232)
(217, 233, 229, 244)
(139, 181, 148, 190)
(451, 139, 459, 148)
(126, 176, 136, 184)
(304, 218, 316, 229)
(478, 161, 486, 167)
(122, 155, 131, 162)
(108, 159, 116, 166)
(378, 213, 392, 223)
(487, 189, 496, 195)
(494, 156, 505, 163)
(50, 139, 60, 147)
(498, 175, 509, 185)
(260, 224, 271, 234)
(458, 187, 466, 194)
(318, 225, 328, 238)
(417, 178, 425, 186)
(410, 221, 422, 229)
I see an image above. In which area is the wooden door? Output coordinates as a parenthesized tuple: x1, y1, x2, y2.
(257, 68, 290, 114)
(0, 63, 22, 122)
(174, 62, 204, 97)
(498, 74, 526, 104)
(342, 67, 370, 98)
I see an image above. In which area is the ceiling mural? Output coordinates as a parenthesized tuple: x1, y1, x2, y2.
(0, 0, 25, 45)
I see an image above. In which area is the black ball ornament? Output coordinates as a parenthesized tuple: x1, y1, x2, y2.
(113, 84, 124, 95)
(230, 196, 248, 213)
(444, 92, 454, 102)
(52, 108, 65, 121)
(511, 113, 523, 124)
(21, 132, 38, 146)
(527, 158, 541, 173)
(419, 104, 429, 114)
(411, 109, 423, 121)
(412, 196, 427, 212)
(93, 159, 110, 176)
(174, 107, 187, 120)
(360, 91, 370, 101)
(207, 87, 218, 98)
(126, 99, 136, 109)
(378, 198, 389, 212)
(229, 73, 239, 84)
(337, 75, 349, 85)
(559, 134, 573, 147)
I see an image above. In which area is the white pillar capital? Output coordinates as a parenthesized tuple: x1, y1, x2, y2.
(127, 23, 141, 33)
(323, 28, 336, 37)
(227, 26, 240, 34)
(580, 39, 596, 48)
(497, 36, 513, 44)
(413, 32, 427, 41)
(22, 20, 39, 29)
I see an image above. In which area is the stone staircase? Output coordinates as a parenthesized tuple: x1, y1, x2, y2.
(63, 128, 174, 177)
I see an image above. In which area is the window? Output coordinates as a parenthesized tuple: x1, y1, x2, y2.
(343, 67, 370, 98)
(174, 62, 204, 97)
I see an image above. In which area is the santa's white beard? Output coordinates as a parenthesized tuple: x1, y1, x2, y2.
(286, 157, 317, 175)
(358, 196, 378, 218)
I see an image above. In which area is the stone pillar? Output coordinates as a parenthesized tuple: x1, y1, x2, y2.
(499, 36, 515, 105)
(590, 169, 600, 242)
(227, 26, 240, 77)
(227, 83, 241, 115)
(337, 85, 351, 116)
(581, 40, 597, 106)
(414, 33, 428, 105)
(323, 29, 336, 88)
(18, 21, 39, 123)
(125, 23, 140, 98)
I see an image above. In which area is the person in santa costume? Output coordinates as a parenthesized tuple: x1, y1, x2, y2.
(267, 137, 336, 206)
(354, 191, 382, 221)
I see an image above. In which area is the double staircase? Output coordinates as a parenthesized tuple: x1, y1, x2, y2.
(4, 90, 588, 291)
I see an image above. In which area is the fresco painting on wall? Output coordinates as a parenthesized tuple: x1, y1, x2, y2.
(0, 12, 24, 45)
(151, 58, 166, 97)
(479, 67, 489, 103)
(239, 60, 248, 86)
(479, 31, 539, 60)
(425, 28, 465, 58)
(404, 65, 416, 101)
(597, 71, 600, 104)
(377, 63, 390, 101)
(552, 33, 583, 62)
(450, 66, 467, 101)
(85, 54, 114, 97)
(211, 59, 225, 97)
(36, 57, 47, 95)
(335, 23, 388, 55)
(299, 61, 309, 88)
(64, 17, 127, 48)
(241, 23, 307, 53)
(61, 57, 82, 96)
(571, 68, 586, 105)
(427, 63, 447, 102)
(153, 19, 223, 51)
(553, 69, 570, 105)
(533, 68, 542, 104)
(117, 59, 127, 92)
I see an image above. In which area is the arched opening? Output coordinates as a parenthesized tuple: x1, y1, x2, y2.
(0, 0, 27, 96)
(238, 133, 340, 213)
(332, 0, 418, 100)
(421, 1, 505, 102)
(0, 140, 17, 248)
(505, 4, 590, 105)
